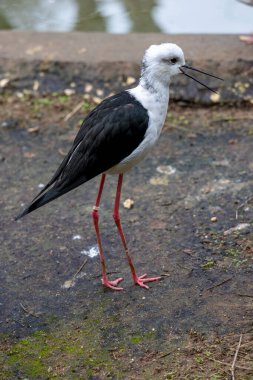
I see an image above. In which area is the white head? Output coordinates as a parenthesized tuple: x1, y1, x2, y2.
(139, 43, 223, 94)
(140, 43, 185, 89)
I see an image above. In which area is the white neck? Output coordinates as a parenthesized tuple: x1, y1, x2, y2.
(129, 75, 170, 117)
(128, 77, 170, 138)
(139, 70, 170, 98)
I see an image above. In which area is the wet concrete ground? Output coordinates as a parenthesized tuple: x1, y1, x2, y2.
(0, 92, 253, 378)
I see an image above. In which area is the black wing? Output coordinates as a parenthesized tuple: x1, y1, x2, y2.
(16, 91, 149, 219)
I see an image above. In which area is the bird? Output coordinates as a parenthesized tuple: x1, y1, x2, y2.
(16, 43, 223, 291)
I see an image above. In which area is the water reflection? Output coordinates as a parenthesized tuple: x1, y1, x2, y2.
(0, 0, 78, 31)
(0, 0, 252, 33)
(153, 0, 253, 33)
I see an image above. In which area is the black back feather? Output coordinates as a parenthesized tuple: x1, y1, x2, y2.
(16, 91, 149, 220)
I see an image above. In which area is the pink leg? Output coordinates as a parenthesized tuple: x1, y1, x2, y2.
(92, 174, 123, 291)
(113, 174, 161, 289)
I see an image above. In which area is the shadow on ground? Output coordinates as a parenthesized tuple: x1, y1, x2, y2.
(0, 93, 252, 379)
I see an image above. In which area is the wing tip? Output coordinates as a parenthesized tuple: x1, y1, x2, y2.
(15, 208, 29, 221)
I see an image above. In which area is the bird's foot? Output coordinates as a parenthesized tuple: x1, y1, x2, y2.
(134, 274, 161, 289)
(102, 277, 124, 291)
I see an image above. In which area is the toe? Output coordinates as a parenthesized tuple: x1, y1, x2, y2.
(139, 274, 147, 279)
(139, 282, 149, 289)
(112, 277, 124, 285)
(102, 277, 124, 291)
(142, 276, 161, 283)
(135, 274, 161, 288)
(109, 285, 124, 291)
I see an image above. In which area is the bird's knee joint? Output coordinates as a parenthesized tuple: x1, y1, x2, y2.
(92, 206, 99, 222)
(113, 212, 120, 224)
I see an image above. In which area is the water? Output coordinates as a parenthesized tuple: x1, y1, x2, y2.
(0, 0, 252, 34)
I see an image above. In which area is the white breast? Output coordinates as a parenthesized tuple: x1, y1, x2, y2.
(107, 85, 170, 174)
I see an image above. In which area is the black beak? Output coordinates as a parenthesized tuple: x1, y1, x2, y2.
(179, 64, 224, 94)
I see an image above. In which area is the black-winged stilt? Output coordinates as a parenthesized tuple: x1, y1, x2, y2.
(16, 43, 222, 290)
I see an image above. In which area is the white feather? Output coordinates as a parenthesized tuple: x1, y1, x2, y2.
(107, 43, 185, 174)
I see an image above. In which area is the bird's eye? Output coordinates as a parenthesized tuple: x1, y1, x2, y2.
(170, 58, 177, 64)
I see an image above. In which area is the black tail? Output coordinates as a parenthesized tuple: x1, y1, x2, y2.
(15, 187, 61, 220)
(15, 174, 91, 221)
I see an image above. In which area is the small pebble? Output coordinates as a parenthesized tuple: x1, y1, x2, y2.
(0, 78, 9, 88)
(23, 151, 36, 158)
(126, 76, 136, 85)
(62, 279, 76, 289)
(210, 93, 220, 103)
(123, 198, 134, 209)
(33, 80, 40, 91)
(16, 91, 24, 99)
(84, 83, 93, 93)
(96, 89, 104, 97)
(228, 139, 238, 145)
(27, 126, 40, 134)
(211, 216, 217, 222)
(64, 89, 75, 96)
(72, 235, 82, 240)
(92, 96, 102, 104)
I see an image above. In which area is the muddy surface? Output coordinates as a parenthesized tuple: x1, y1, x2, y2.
(0, 92, 253, 379)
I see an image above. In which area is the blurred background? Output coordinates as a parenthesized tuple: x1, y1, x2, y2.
(0, 0, 252, 34)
